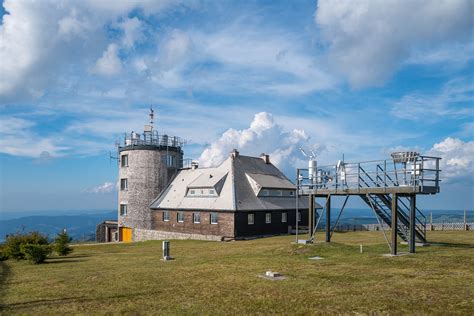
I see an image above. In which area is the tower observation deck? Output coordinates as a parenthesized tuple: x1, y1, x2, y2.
(296, 152, 442, 255)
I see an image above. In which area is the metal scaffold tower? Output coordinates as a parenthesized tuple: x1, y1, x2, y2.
(295, 151, 442, 255)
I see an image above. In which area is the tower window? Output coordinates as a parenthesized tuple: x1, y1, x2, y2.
(193, 212, 201, 223)
(120, 179, 128, 190)
(120, 204, 127, 216)
(163, 211, 170, 222)
(282, 212, 287, 223)
(248, 213, 254, 225)
(210, 212, 219, 224)
(166, 155, 176, 167)
(265, 213, 271, 224)
(121, 155, 128, 167)
(298, 211, 301, 222)
(177, 212, 185, 223)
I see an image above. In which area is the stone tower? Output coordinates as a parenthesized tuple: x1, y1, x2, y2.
(117, 111, 184, 241)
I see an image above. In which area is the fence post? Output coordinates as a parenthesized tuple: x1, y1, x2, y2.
(430, 212, 433, 231)
(464, 210, 467, 231)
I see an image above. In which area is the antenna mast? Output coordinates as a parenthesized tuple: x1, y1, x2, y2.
(149, 107, 154, 130)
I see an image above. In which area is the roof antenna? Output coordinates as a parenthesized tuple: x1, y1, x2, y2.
(149, 106, 154, 130)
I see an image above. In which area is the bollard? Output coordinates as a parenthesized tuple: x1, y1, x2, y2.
(360, 244, 363, 253)
(162, 240, 170, 261)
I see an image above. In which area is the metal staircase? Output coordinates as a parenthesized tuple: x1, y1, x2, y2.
(358, 166, 427, 243)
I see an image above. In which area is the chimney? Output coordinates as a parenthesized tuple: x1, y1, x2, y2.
(260, 153, 270, 164)
(231, 149, 239, 158)
(191, 161, 199, 170)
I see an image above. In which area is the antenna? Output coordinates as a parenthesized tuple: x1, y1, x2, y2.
(149, 107, 154, 130)
(299, 147, 308, 158)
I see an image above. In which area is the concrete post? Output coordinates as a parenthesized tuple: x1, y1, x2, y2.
(391, 193, 398, 255)
(409, 195, 416, 253)
(326, 195, 331, 242)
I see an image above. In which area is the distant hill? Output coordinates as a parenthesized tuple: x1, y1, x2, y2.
(0, 211, 116, 242)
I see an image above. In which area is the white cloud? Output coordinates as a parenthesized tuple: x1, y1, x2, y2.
(427, 137, 474, 183)
(0, 0, 187, 99)
(117, 17, 145, 49)
(85, 182, 115, 194)
(90, 44, 123, 76)
(315, 0, 472, 88)
(198, 112, 309, 173)
(391, 77, 473, 120)
(0, 116, 68, 157)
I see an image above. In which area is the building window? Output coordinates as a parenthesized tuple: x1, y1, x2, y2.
(265, 213, 271, 224)
(121, 154, 128, 167)
(248, 213, 254, 225)
(166, 155, 175, 167)
(282, 212, 287, 223)
(262, 189, 269, 196)
(120, 178, 128, 191)
(209, 189, 215, 195)
(193, 212, 201, 223)
(119, 204, 127, 216)
(290, 191, 294, 196)
(210, 212, 219, 224)
(298, 211, 301, 222)
(177, 212, 185, 222)
(163, 211, 170, 222)
(189, 189, 195, 195)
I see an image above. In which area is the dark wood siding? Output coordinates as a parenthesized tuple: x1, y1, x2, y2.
(152, 210, 234, 237)
(234, 209, 308, 237)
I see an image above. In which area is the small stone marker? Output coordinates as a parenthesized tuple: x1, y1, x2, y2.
(360, 244, 363, 253)
(308, 256, 324, 260)
(259, 270, 286, 280)
(162, 240, 173, 261)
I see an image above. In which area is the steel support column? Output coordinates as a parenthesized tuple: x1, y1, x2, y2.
(325, 195, 331, 242)
(308, 194, 315, 238)
(409, 194, 416, 253)
(391, 193, 398, 255)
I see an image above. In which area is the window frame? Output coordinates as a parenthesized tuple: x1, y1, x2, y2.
(120, 178, 128, 191)
(282, 212, 287, 223)
(193, 212, 201, 224)
(119, 204, 127, 216)
(177, 211, 185, 223)
(163, 211, 170, 222)
(265, 212, 271, 224)
(121, 154, 128, 167)
(248, 213, 255, 225)
(298, 211, 301, 222)
(210, 212, 219, 225)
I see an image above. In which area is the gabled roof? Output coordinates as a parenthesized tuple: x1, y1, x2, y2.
(150, 152, 320, 212)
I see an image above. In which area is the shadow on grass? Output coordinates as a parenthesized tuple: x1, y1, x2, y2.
(429, 242, 474, 249)
(45, 259, 87, 264)
(0, 261, 12, 311)
(48, 254, 91, 260)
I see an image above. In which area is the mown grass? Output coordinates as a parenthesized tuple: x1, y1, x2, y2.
(1, 231, 473, 314)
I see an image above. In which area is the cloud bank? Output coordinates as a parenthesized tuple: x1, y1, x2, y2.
(315, 0, 472, 88)
(199, 112, 309, 173)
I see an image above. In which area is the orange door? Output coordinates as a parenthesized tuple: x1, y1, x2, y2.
(120, 227, 132, 242)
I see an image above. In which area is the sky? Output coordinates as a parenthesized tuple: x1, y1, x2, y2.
(0, 0, 473, 214)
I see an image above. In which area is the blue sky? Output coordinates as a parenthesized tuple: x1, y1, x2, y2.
(0, 0, 473, 213)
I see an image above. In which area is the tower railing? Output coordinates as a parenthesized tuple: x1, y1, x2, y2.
(120, 130, 186, 149)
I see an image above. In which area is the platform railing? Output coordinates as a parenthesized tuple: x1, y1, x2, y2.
(298, 156, 441, 193)
(120, 131, 186, 148)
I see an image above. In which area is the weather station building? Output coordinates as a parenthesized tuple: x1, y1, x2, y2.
(103, 110, 315, 242)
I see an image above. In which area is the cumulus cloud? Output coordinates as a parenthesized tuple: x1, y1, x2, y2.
(198, 112, 309, 173)
(315, 0, 472, 88)
(427, 137, 474, 183)
(0, 0, 185, 99)
(90, 44, 123, 76)
(85, 182, 115, 194)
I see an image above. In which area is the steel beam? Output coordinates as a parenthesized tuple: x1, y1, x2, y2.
(391, 193, 398, 255)
(409, 195, 416, 253)
(308, 194, 315, 238)
(325, 195, 331, 242)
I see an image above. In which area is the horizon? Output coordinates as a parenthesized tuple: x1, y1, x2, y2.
(1, 0, 473, 214)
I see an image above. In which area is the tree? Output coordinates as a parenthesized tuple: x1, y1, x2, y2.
(53, 230, 73, 256)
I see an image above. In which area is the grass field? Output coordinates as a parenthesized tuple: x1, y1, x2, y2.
(1, 231, 473, 314)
